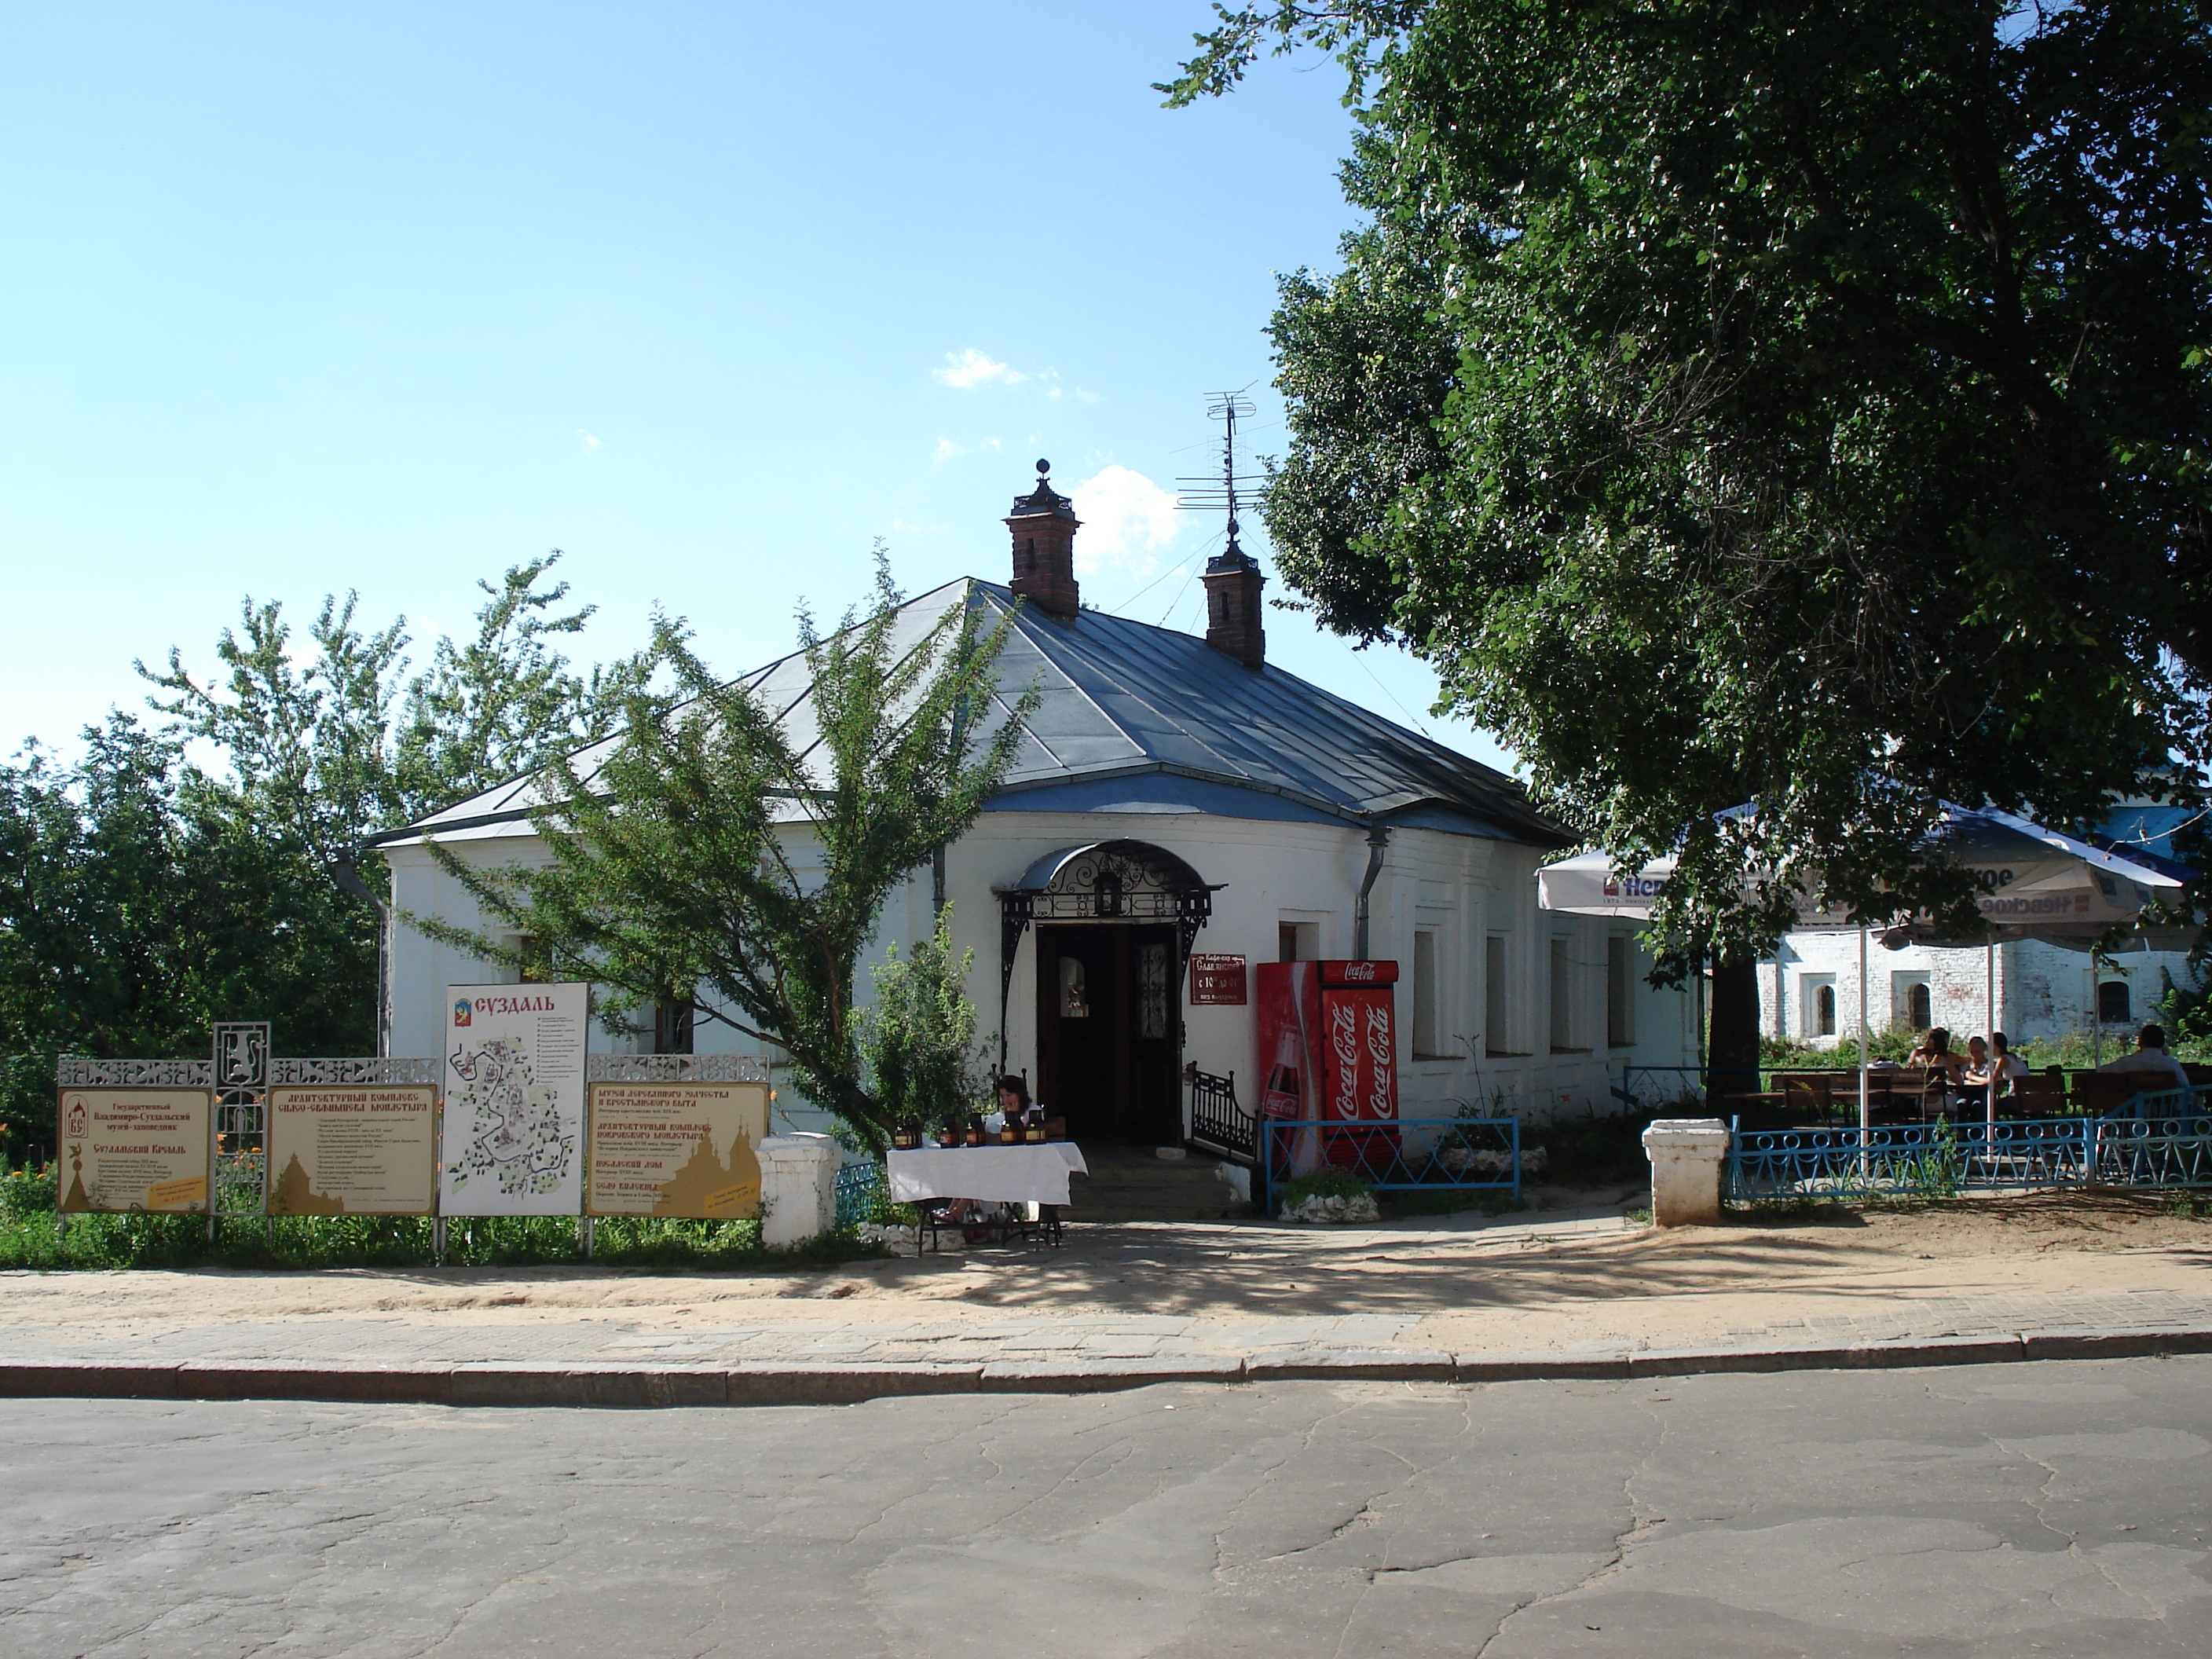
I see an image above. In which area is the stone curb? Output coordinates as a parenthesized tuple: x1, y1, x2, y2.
(2, 1328, 2209, 1408)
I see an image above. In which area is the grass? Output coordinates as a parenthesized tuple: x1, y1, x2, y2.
(0, 1162, 888, 1273)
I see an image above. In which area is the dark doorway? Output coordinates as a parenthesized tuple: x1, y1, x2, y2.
(1035, 923, 1182, 1144)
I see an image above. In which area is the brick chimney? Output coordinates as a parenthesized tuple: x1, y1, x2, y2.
(1203, 544, 1266, 669)
(1005, 458, 1082, 620)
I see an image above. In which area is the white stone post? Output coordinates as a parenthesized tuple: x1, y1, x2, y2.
(1639, 1118, 1730, 1227)
(756, 1133, 839, 1248)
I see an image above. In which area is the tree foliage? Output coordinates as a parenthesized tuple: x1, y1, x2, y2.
(1168, 1, 2212, 958)
(412, 560, 1034, 1152)
(860, 906, 990, 1137)
(0, 558, 650, 1149)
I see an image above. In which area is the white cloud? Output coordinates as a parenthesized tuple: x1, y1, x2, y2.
(890, 518, 947, 536)
(935, 349, 1026, 390)
(577, 429, 602, 452)
(1069, 464, 1181, 579)
(932, 435, 1003, 465)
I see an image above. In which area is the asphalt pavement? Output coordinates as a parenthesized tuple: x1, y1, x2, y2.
(3, 1355, 2209, 1657)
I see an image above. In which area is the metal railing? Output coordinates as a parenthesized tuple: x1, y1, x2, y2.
(1186, 1068, 1254, 1166)
(1727, 1086, 2212, 1200)
(834, 1160, 883, 1231)
(1257, 1116, 1519, 1216)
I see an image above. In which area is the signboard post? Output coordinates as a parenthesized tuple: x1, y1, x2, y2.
(266, 1086, 438, 1214)
(57, 1088, 214, 1214)
(439, 983, 588, 1217)
(585, 1081, 769, 1218)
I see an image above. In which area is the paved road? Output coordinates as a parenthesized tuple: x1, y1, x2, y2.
(4, 1357, 2209, 1657)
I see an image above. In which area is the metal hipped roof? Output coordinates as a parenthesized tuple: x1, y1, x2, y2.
(370, 578, 1563, 848)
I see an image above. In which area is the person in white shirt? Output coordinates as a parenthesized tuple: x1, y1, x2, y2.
(1963, 1031, 2029, 1100)
(2096, 1024, 2193, 1093)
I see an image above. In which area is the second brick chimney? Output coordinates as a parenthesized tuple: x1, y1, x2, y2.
(1203, 544, 1266, 669)
(1005, 459, 1082, 620)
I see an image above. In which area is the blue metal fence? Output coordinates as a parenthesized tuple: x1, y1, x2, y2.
(834, 1159, 882, 1231)
(1257, 1116, 1519, 1217)
(1725, 1086, 2212, 1201)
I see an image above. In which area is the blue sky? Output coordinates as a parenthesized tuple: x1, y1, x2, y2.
(0, 3, 1514, 778)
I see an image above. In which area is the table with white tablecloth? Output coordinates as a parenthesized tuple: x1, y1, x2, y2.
(884, 1141, 1088, 1207)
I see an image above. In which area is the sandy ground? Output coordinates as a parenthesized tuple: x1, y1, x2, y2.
(5, 1190, 2210, 1358)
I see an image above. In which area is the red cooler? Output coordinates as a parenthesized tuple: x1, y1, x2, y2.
(1254, 960, 1399, 1176)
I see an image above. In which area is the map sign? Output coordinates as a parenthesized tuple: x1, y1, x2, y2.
(440, 982, 588, 1216)
(57, 1088, 211, 1213)
(266, 1085, 437, 1215)
(586, 1082, 769, 1218)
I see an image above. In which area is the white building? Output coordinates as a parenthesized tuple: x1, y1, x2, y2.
(371, 466, 1697, 1142)
(1762, 932, 2193, 1049)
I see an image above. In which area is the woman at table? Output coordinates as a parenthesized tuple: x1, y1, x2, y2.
(1908, 1028, 1965, 1086)
(944, 1077, 1044, 1235)
(994, 1074, 1038, 1133)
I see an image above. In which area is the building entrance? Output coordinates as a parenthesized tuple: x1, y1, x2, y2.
(1035, 922, 1181, 1145)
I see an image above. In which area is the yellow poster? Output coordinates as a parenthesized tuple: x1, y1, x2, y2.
(586, 1082, 767, 1218)
(265, 1085, 438, 1215)
(57, 1089, 212, 1214)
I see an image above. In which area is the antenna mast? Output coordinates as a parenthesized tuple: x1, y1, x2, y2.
(1176, 390, 1262, 556)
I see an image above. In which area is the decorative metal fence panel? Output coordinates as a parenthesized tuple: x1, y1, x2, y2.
(585, 1054, 771, 1084)
(1727, 1092, 2212, 1201)
(269, 1057, 439, 1086)
(1257, 1117, 1518, 1215)
(835, 1161, 882, 1231)
(1186, 1068, 1254, 1166)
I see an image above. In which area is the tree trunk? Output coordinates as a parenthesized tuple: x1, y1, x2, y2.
(1706, 953, 1762, 1104)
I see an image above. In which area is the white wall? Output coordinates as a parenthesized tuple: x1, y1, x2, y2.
(1760, 929, 2196, 1047)
(385, 809, 1701, 1138)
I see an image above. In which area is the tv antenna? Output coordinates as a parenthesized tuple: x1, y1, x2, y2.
(1176, 390, 1264, 557)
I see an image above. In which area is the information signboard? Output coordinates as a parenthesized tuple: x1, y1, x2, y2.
(266, 1085, 438, 1215)
(57, 1088, 212, 1213)
(1188, 953, 1248, 1005)
(585, 1081, 769, 1218)
(439, 983, 588, 1217)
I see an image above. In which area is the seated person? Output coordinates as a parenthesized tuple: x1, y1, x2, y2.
(1962, 1031, 2027, 1098)
(1907, 1027, 1965, 1086)
(2096, 1024, 2193, 1092)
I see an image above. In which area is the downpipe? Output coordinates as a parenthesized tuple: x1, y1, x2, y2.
(1352, 826, 1391, 961)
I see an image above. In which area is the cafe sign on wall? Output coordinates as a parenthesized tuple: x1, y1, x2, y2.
(1188, 954, 1247, 1005)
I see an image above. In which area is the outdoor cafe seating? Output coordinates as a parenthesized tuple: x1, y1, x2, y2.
(884, 1120, 1085, 1254)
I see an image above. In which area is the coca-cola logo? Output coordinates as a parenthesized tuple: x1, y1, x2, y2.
(1330, 1005, 1359, 1112)
(1364, 1005, 1393, 1119)
(1342, 961, 1376, 980)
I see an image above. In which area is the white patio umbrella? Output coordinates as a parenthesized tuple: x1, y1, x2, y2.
(1539, 804, 2192, 1129)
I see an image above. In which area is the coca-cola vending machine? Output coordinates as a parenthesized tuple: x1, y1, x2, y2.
(1254, 960, 1399, 1176)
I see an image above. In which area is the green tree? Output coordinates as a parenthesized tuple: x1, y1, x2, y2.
(410, 561, 1033, 1152)
(0, 558, 654, 1152)
(860, 907, 989, 1138)
(1166, 1, 2212, 975)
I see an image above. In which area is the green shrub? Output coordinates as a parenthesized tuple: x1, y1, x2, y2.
(1274, 1168, 1373, 1210)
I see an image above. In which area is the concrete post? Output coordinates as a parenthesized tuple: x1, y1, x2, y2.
(1639, 1118, 1730, 1227)
(757, 1133, 839, 1248)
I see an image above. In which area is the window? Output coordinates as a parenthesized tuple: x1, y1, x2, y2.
(653, 996, 694, 1056)
(1412, 929, 1441, 1058)
(1485, 935, 1512, 1056)
(508, 933, 548, 985)
(1549, 937, 1575, 1052)
(1280, 923, 1300, 962)
(1279, 919, 1320, 962)
(1802, 976, 1837, 1038)
(1891, 971, 1931, 1030)
(1606, 936, 1635, 1049)
(2099, 980, 2133, 1024)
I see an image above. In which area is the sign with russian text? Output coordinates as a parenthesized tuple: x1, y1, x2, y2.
(57, 1088, 211, 1213)
(585, 1082, 768, 1218)
(266, 1085, 437, 1215)
(1188, 953, 1247, 1005)
(440, 983, 588, 1216)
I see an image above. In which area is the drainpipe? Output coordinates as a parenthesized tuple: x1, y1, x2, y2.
(1352, 826, 1391, 961)
(330, 853, 391, 1058)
